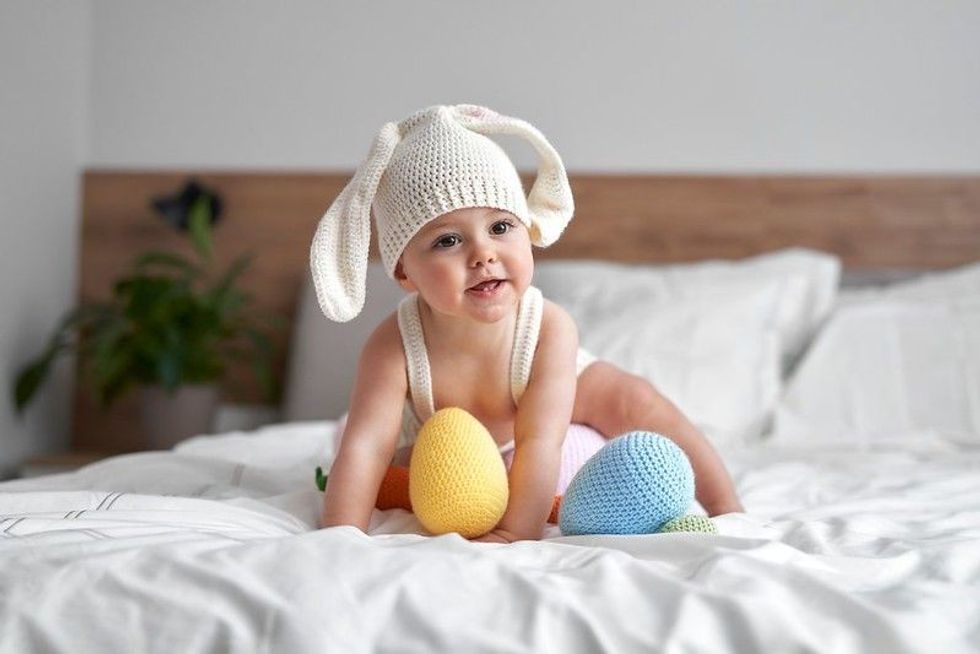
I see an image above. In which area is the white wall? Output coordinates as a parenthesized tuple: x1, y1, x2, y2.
(89, 0, 980, 172)
(0, 1, 90, 475)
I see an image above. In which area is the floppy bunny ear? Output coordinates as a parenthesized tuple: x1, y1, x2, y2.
(310, 121, 401, 322)
(453, 105, 574, 246)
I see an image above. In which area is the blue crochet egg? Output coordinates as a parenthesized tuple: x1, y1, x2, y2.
(558, 431, 695, 536)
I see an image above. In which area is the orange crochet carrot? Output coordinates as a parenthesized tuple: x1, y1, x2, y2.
(375, 465, 412, 511)
(373, 465, 562, 524)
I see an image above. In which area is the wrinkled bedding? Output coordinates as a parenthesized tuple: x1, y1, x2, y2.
(1, 421, 978, 653)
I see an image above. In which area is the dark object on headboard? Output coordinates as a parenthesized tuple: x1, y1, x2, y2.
(151, 178, 224, 232)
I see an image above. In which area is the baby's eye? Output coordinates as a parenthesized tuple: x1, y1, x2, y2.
(434, 234, 460, 249)
(490, 220, 514, 235)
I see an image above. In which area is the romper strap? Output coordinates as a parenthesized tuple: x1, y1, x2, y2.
(397, 293, 436, 423)
(510, 286, 544, 406)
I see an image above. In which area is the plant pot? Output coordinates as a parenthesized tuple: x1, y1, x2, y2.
(139, 384, 220, 450)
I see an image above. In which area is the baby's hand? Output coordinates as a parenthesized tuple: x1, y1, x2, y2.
(470, 528, 519, 544)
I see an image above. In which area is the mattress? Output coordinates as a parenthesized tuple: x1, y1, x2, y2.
(1, 421, 978, 653)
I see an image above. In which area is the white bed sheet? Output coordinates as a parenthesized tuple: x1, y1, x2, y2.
(1, 421, 978, 653)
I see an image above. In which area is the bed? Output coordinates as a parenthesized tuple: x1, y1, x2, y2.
(2, 174, 980, 652)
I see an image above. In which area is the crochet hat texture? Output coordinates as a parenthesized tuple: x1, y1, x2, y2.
(310, 104, 575, 322)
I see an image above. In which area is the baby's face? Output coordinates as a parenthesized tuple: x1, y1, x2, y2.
(396, 207, 534, 324)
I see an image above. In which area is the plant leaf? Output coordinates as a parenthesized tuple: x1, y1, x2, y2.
(14, 357, 53, 413)
(133, 251, 203, 280)
(188, 195, 213, 262)
(157, 350, 183, 389)
(11, 304, 111, 413)
(238, 327, 279, 402)
(212, 254, 252, 293)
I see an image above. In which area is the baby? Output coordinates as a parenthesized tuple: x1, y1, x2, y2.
(312, 104, 742, 543)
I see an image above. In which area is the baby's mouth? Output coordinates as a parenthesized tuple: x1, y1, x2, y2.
(467, 279, 504, 294)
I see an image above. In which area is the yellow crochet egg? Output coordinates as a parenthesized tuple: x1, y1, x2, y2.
(409, 407, 509, 538)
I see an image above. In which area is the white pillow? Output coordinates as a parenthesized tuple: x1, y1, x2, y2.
(774, 263, 980, 445)
(534, 248, 840, 373)
(540, 271, 785, 444)
(283, 264, 406, 421)
(838, 261, 980, 305)
(598, 281, 783, 444)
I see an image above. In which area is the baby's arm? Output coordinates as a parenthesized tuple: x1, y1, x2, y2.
(320, 315, 407, 532)
(480, 301, 578, 542)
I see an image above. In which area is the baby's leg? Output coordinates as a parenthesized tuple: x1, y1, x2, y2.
(571, 361, 743, 516)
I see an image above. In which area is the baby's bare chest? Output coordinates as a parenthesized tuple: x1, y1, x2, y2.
(427, 354, 517, 443)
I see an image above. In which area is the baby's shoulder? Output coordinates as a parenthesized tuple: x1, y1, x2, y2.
(538, 298, 578, 348)
(359, 311, 405, 368)
(540, 297, 577, 332)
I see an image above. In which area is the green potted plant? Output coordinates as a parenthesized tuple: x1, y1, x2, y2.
(13, 182, 281, 449)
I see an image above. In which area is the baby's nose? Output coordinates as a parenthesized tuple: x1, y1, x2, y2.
(469, 241, 497, 267)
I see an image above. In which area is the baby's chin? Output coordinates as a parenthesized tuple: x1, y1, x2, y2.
(417, 295, 512, 326)
(465, 303, 516, 324)
(461, 284, 522, 322)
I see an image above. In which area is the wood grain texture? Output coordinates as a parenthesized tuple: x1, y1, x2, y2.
(547, 175, 980, 268)
(75, 170, 980, 452)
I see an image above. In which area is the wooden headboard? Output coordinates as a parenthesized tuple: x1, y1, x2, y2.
(77, 171, 980, 453)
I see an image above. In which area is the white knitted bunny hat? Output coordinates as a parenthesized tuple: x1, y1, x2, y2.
(310, 104, 574, 322)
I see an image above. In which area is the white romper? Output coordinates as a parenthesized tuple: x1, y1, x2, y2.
(392, 285, 597, 465)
